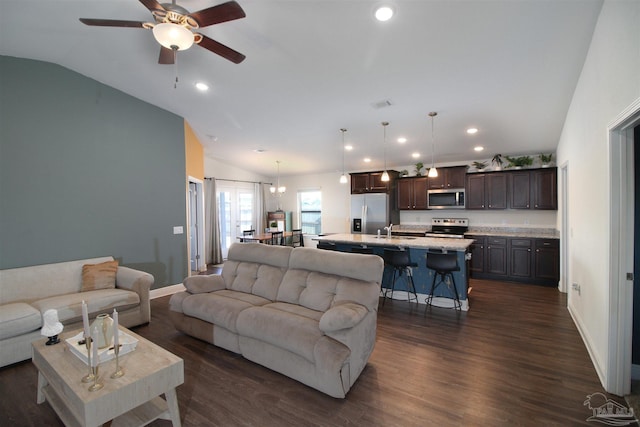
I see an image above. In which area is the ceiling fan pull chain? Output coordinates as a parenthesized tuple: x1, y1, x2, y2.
(173, 47, 179, 89)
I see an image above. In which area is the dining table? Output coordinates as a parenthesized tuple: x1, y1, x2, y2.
(237, 231, 294, 243)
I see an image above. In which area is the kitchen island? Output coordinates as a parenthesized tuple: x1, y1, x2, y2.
(315, 233, 474, 311)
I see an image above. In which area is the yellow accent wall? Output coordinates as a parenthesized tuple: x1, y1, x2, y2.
(184, 121, 204, 180)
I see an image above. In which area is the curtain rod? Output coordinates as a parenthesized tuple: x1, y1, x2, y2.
(206, 177, 273, 185)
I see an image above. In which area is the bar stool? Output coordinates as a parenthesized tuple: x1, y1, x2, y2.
(426, 250, 461, 310)
(382, 248, 418, 305)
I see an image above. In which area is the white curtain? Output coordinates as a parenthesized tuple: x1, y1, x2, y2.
(254, 183, 267, 233)
(204, 178, 223, 265)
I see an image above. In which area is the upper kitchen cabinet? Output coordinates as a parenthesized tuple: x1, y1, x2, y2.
(466, 167, 557, 211)
(350, 171, 399, 194)
(428, 166, 468, 189)
(397, 176, 428, 210)
(531, 168, 557, 210)
(465, 173, 507, 209)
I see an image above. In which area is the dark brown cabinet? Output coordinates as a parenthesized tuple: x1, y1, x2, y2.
(534, 239, 560, 281)
(486, 237, 508, 276)
(468, 234, 559, 286)
(466, 167, 557, 211)
(397, 177, 428, 210)
(428, 166, 467, 189)
(509, 238, 532, 278)
(350, 171, 398, 194)
(465, 173, 507, 209)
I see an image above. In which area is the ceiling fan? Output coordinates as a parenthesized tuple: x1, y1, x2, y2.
(80, 0, 246, 64)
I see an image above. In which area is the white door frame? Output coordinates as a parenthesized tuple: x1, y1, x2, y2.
(607, 97, 639, 396)
(559, 162, 569, 294)
(187, 177, 206, 274)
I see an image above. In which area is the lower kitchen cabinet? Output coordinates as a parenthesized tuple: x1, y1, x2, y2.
(468, 235, 559, 286)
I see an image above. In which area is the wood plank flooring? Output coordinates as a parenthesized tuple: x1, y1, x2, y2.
(0, 279, 630, 426)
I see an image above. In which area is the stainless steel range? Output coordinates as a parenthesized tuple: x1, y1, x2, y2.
(424, 218, 469, 239)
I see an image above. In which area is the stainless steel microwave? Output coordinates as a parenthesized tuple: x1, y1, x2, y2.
(427, 188, 465, 209)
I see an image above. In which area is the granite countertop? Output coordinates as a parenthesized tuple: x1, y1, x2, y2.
(315, 233, 474, 251)
(464, 227, 560, 239)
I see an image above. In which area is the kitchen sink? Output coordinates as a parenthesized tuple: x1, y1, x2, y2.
(374, 236, 416, 240)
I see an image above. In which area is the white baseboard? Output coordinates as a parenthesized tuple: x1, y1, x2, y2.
(568, 301, 607, 390)
(150, 283, 185, 300)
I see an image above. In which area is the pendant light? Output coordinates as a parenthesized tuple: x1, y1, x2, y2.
(339, 128, 348, 184)
(428, 112, 438, 178)
(269, 161, 286, 194)
(381, 121, 390, 182)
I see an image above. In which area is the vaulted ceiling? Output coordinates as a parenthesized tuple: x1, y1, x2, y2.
(0, 0, 603, 176)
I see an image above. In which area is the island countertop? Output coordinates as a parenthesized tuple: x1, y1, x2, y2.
(315, 233, 474, 251)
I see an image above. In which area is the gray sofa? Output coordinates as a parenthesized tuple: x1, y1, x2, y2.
(169, 243, 384, 398)
(0, 256, 153, 367)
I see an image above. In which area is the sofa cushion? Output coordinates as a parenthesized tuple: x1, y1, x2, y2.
(182, 290, 271, 333)
(31, 289, 140, 324)
(319, 302, 368, 332)
(236, 302, 324, 363)
(81, 260, 119, 292)
(0, 303, 42, 340)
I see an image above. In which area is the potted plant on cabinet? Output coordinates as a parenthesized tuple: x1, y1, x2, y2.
(414, 162, 424, 176)
(472, 161, 487, 172)
(505, 155, 533, 169)
(492, 154, 504, 171)
(539, 153, 553, 167)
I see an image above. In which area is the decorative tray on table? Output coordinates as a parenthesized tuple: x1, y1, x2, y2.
(65, 330, 138, 365)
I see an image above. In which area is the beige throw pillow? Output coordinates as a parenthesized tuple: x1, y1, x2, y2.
(81, 260, 119, 292)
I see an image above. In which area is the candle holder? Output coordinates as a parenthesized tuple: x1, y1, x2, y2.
(81, 337, 95, 383)
(110, 344, 124, 379)
(88, 365, 103, 392)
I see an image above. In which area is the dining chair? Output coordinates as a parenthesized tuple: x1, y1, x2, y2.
(270, 231, 284, 246)
(241, 229, 257, 243)
(290, 229, 304, 247)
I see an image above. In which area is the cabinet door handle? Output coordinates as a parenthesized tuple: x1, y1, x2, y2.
(527, 204, 530, 208)
(535, 204, 538, 208)
(536, 249, 540, 252)
(528, 249, 531, 252)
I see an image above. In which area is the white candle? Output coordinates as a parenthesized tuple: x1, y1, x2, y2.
(81, 300, 90, 339)
(92, 326, 99, 367)
(112, 309, 119, 349)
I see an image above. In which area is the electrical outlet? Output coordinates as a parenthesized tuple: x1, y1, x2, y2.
(524, 219, 530, 225)
(501, 219, 507, 225)
(572, 283, 581, 295)
(173, 226, 184, 235)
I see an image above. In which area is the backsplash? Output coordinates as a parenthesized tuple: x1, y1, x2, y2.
(399, 209, 557, 228)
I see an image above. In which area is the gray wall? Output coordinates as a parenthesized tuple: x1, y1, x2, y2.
(0, 56, 187, 288)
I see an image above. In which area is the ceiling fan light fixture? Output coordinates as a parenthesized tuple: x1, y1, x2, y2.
(428, 112, 439, 178)
(153, 22, 194, 50)
(381, 121, 390, 182)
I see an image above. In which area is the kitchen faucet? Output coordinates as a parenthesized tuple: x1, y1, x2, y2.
(384, 224, 393, 237)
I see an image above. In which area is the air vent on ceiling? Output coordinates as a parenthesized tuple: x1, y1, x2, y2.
(371, 99, 393, 109)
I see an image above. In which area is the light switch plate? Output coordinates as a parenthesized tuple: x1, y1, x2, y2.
(173, 226, 184, 235)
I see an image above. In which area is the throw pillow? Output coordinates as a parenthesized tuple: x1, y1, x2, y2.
(81, 260, 119, 292)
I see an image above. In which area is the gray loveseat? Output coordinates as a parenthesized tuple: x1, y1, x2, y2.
(169, 243, 384, 398)
(0, 256, 153, 367)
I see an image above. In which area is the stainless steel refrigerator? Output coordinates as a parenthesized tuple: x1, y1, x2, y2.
(350, 193, 399, 234)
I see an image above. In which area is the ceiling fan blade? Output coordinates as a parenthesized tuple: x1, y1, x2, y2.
(138, 0, 165, 13)
(79, 18, 146, 28)
(189, 1, 246, 28)
(197, 34, 246, 64)
(159, 47, 175, 65)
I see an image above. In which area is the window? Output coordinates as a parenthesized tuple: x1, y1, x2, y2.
(298, 190, 322, 235)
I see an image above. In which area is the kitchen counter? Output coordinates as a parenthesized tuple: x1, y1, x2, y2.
(315, 233, 472, 310)
(316, 233, 474, 251)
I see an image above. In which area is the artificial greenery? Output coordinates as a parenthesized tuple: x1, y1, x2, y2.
(472, 161, 487, 170)
(504, 155, 533, 168)
(539, 153, 553, 164)
(414, 162, 424, 176)
(492, 154, 503, 167)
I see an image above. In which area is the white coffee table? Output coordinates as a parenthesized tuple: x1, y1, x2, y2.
(32, 326, 184, 427)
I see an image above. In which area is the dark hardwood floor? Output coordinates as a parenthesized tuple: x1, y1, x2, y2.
(0, 279, 629, 426)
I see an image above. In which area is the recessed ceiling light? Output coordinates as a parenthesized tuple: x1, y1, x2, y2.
(474, 146, 484, 152)
(195, 82, 209, 91)
(397, 137, 407, 143)
(467, 127, 478, 134)
(364, 157, 371, 163)
(345, 145, 353, 151)
(411, 152, 420, 158)
(253, 148, 266, 153)
(375, 6, 394, 22)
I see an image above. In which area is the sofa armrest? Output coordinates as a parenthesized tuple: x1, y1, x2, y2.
(319, 302, 369, 332)
(183, 274, 226, 294)
(116, 266, 154, 296)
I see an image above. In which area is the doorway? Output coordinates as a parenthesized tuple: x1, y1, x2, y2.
(609, 98, 640, 396)
(217, 183, 254, 259)
(187, 178, 205, 275)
